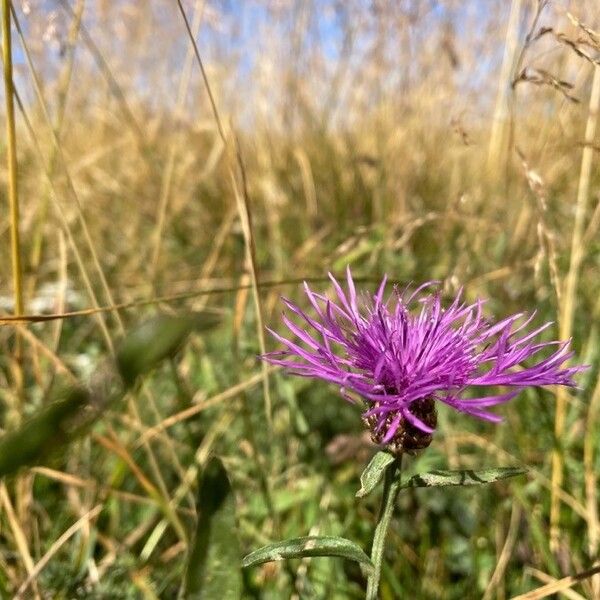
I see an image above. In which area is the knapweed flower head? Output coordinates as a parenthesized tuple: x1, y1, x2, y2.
(263, 269, 584, 455)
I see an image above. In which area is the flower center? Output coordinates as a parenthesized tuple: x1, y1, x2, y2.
(365, 397, 438, 455)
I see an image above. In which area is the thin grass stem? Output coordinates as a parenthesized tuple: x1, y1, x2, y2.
(551, 64, 600, 551)
(2, 0, 23, 317)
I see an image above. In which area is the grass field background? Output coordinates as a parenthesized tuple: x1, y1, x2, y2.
(0, 1, 599, 597)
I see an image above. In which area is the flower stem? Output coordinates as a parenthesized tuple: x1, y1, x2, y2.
(366, 455, 402, 600)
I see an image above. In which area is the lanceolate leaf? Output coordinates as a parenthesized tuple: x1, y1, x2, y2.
(399, 467, 527, 489)
(184, 457, 242, 599)
(242, 536, 373, 574)
(356, 451, 395, 498)
(0, 385, 90, 478)
(117, 312, 220, 387)
(0, 313, 220, 480)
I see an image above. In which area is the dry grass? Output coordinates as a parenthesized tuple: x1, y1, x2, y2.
(0, 1, 599, 597)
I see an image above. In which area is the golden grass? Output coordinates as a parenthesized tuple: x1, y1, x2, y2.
(0, 1, 598, 597)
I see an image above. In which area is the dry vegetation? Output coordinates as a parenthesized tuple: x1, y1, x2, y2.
(0, 0, 599, 597)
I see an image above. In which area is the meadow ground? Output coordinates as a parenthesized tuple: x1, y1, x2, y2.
(0, 1, 599, 598)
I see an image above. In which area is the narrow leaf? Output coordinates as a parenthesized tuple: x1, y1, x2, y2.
(184, 457, 242, 599)
(117, 312, 220, 386)
(0, 385, 89, 478)
(356, 451, 395, 497)
(242, 536, 373, 573)
(400, 467, 527, 489)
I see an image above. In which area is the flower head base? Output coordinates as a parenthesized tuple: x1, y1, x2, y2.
(264, 269, 585, 455)
(365, 397, 437, 454)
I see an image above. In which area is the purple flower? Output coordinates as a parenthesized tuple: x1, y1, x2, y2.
(263, 269, 585, 454)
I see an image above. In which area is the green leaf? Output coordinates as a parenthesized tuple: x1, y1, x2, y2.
(0, 385, 90, 478)
(356, 451, 396, 498)
(116, 312, 220, 387)
(184, 457, 242, 600)
(242, 536, 373, 574)
(399, 467, 527, 489)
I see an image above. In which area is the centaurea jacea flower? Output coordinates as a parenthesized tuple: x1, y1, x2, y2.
(263, 269, 584, 455)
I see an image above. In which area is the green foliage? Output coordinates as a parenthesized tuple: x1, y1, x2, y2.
(116, 312, 220, 387)
(356, 451, 395, 498)
(242, 535, 373, 574)
(0, 384, 89, 478)
(0, 313, 211, 480)
(184, 457, 242, 599)
(399, 467, 528, 489)
(41, 554, 145, 599)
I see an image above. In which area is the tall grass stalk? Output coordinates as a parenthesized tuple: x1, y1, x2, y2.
(9, 19, 115, 356)
(584, 376, 600, 597)
(11, 5, 123, 333)
(551, 65, 600, 551)
(175, 0, 273, 431)
(0, 483, 38, 598)
(10, 15, 185, 521)
(150, 0, 206, 282)
(28, 0, 85, 293)
(487, 0, 522, 173)
(2, 0, 31, 543)
(1, 0, 23, 318)
(12, 9, 199, 551)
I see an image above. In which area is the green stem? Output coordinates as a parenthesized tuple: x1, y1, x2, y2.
(366, 455, 402, 600)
